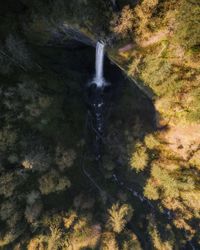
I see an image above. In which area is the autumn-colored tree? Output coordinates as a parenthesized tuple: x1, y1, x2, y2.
(111, 5, 134, 37)
(130, 142, 149, 172)
(175, 0, 200, 50)
(107, 203, 133, 233)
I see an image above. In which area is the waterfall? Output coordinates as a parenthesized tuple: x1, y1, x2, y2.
(93, 41, 105, 87)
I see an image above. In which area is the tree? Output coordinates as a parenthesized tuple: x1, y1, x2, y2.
(148, 221, 174, 250)
(107, 203, 133, 233)
(175, 0, 200, 50)
(130, 142, 149, 172)
(111, 5, 134, 37)
(100, 232, 119, 250)
(151, 163, 179, 198)
(144, 179, 160, 200)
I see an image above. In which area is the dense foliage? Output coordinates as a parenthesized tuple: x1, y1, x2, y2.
(0, 0, 199, 249)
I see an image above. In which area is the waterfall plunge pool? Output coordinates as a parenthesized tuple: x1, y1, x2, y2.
(34, 40, 156, 158)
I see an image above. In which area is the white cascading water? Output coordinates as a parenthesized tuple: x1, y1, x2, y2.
(93, 41, 105, 87)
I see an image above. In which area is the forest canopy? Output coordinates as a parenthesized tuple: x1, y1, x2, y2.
(0, 0, 199, 249)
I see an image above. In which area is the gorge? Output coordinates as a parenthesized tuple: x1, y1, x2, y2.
(0, 1, 199, 249)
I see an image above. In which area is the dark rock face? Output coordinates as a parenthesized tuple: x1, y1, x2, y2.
(48, 25, 96, 47)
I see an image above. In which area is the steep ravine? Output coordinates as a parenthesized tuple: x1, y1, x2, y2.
(0, 1, 199, 248)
